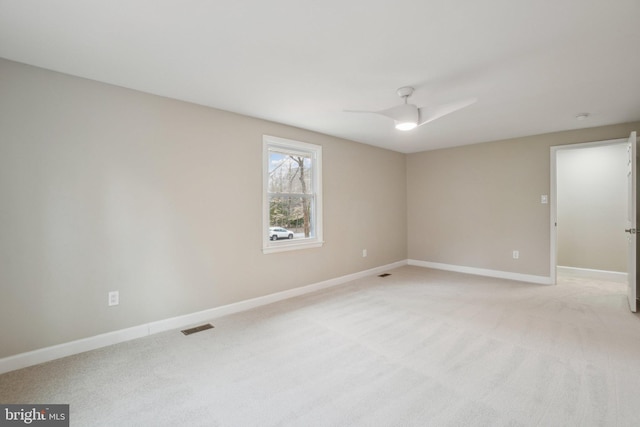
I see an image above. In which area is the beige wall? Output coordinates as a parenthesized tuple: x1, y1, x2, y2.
(0, 59, 407, 358)
(407, 122, 640, 277)
(557, 143, 628, 272)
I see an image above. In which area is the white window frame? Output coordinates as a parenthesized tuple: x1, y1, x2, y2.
(263, 135, 323, 254)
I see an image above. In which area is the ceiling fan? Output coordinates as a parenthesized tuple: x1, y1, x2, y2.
(346, 87, 477, 131)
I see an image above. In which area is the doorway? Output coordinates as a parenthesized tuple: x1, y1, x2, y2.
(550, 138, 628, 285)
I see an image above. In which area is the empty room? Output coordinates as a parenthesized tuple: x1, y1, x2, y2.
(1, 1, 640, 426)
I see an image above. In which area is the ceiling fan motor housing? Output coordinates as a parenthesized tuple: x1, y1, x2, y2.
(396, 87, 414, 98)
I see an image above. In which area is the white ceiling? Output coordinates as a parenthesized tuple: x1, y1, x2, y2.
(1, 0, 639, 153)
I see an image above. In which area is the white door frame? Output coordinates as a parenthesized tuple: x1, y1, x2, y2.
(549, 137, 628, 285)
(626, 131, 637, 312)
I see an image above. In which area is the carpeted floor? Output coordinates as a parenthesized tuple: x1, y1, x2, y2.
(2, 266, 640, 426)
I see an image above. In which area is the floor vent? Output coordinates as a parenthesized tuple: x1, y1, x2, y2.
(181, 323, 214, 336)
(378, 273, 391, 277)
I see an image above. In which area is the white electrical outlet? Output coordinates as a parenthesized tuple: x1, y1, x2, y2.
(512, 250, 519, 260)
(541, 195, 548, 204)
(108, 291, 119, 306)
(362, 249, 367, 257)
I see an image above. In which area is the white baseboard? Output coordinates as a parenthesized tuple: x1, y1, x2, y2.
(147, 259, 407, 335)
(408, 259, 553, 285)
(0, 260, 408, 375)
(557, 266, 627, 283)
(0, 325, 150, 376)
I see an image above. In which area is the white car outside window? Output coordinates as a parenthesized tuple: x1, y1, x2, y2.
(269, 227, 294, 241)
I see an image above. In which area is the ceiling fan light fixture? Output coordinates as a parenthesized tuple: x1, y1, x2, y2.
(395, 121, 418, 131)
(393, 103, 419, 131)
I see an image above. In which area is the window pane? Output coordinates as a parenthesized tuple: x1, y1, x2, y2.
(269, 195, 314, 238)
(268, 150, 312, 195)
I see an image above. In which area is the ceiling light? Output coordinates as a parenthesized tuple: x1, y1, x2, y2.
(576, 113, 590, 120)
(393, 103, 419, 131)
(395, 121, 418, 131)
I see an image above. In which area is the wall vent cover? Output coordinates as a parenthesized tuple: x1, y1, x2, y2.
(378, 273, 391, 277)
(181, 323, 214, 336)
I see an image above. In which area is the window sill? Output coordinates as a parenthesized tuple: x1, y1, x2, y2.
(262, 240, 324, 254)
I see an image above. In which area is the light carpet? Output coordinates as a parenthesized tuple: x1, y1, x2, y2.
(2, 266, 640, 426)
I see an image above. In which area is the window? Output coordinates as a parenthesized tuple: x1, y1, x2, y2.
(263, 135, 323, 253)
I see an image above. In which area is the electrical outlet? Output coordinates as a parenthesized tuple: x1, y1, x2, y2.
(512, 250, 519, 260)
(362, 249, 367, 257)
(541, 195, 548, 204)
(108, 291, 119, 306)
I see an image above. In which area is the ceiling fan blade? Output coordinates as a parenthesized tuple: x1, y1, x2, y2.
(377, 104, 418, 122)
(344, 109, 396, 120)
(417, 98, 477, 126)
(345, 104, 419, 122)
